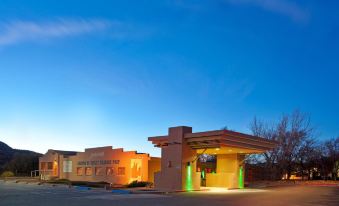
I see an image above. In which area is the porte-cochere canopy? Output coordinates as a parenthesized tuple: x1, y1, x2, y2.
(149, 129, 277, 154)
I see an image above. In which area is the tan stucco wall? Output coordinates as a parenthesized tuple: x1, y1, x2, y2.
(40, 147, 157, 185)
(181, 131, 200, 191)
(154, 126, 200, 191)
(39, 150, 60, 179)
(148, 157, 161, 184)
(206, 154, 245, 188)
(152, 134, 246, 190)
(154, 137, 183, 190)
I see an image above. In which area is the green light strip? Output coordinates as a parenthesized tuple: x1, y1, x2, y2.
(186, 164, 192, 191)
(238, 166, 244, 189)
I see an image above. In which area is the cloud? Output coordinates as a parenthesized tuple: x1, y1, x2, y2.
(225, 0, 309, 22)
(0, 18, 114, 46)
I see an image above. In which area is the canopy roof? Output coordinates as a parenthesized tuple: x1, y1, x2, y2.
(149, 129, 277, 154)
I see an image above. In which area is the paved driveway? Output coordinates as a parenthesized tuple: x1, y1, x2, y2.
(0, 181, 338, 206)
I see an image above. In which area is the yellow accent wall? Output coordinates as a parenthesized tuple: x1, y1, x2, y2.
(148, 157, 161, 184)
(206, 154, 244, 189)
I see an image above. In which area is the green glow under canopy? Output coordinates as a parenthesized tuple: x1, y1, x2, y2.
(238, 166, 244, 189)
(186, 164, 193, 191)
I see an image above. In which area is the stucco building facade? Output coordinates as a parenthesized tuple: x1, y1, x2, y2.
(39, 126, 276, 190)
(39, 146, 160, 185)
(149, 126, 276, 191)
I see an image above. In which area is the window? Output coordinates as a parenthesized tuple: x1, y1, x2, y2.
(106, 167, 114, 176)
(77, 167, 83, 176)
(95, 167, 104, 176)
(63, 161, 72, 173)
(117, 167, 125, 175)
(85, 167, 92, 176)
(47, 162, 53, 170)
(41, 162, 47, 170)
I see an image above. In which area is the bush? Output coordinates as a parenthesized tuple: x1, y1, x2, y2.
(45, 179, 110, 188)
(47, 179, 71, 184)
(1, 171, 15, 177)
(127, 180, 151, 188)
(71, 181, 110, 188)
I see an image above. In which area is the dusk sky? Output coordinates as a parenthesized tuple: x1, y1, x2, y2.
(0, 0, 338, 157)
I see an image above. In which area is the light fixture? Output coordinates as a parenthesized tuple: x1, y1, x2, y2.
(238, 166, 244, 189)
(186, 162, 192, 191)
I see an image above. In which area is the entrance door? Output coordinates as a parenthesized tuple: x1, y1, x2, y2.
(197, 154, 217, 186)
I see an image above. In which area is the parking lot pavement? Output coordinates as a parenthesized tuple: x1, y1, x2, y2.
(0, 180, 338, 206)
(0, 181, 171, 206)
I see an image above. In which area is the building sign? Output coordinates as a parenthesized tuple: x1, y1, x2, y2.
(63, 161, 72, 173)
(77, 160, 120, 166)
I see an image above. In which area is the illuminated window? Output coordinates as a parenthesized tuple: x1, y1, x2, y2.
(95, 167, 104, 176)
(117, 167, 125, 175)
(85, 167, 92, 176)
(47, 162, 53, 170)
(106, 167, 114, 176)
(77, 167, 83, 176)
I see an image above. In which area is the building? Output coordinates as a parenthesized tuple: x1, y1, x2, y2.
(148, 126, 277, 191)
(39, 146, 160, 185)
(39, 126, 276, 190)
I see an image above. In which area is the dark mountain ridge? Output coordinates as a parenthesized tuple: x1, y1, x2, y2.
(0, 141, 41, 175)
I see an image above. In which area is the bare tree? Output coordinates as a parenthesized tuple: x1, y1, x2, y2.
(250, 117, 280, 180)
(249, 110, 315, 180)
(277, 111, 315, 179)
(295, 138, 319, 180)
(322, 137, 339, 180)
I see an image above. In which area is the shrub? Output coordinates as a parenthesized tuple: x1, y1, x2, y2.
(47, 179, 71, 184)
(1, 171, 15, 177)
(71, 181, 110, 188)
(127, 180, 151, 188)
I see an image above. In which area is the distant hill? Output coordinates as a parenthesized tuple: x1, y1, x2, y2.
(0, 141, 42, 175)
(0, 141, 14, 167)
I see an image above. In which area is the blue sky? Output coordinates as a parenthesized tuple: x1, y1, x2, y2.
(0, 0, 338, 156)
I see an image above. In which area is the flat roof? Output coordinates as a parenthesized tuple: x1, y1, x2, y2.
(48, 149, 78, 156)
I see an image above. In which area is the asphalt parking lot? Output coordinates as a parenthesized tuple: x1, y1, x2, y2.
(0, 180, 338, 206)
